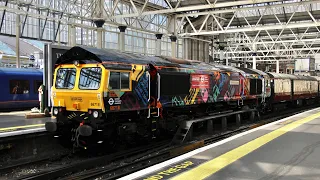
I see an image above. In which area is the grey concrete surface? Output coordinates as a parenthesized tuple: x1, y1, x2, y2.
(206, 115, 320, 180)
(134, 108, 320, 180)
(0, 111, 52, 129)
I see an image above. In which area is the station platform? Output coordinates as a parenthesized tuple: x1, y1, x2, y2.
(0, 111, 52, 138)
(120, 107, 320, 180)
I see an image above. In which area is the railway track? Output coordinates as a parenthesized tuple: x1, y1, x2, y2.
(0, 131, 70, 174)
(13, 140, 170, 180)
(12, 104, 317, 180)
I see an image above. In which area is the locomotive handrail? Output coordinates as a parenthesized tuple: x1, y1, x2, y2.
(157, 73, 160, 101)
(146, 71, 150, 102)
(146, 71, 151, 119)
(154, 73, 161, 118)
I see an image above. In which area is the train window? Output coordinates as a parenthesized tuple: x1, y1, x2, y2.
(79, 67, 102, 90)
(121, 72, 130, 89)
(109, 71, 130, 90)
(109, 72, 120, 89)
(160, 72, 190, 96)
(55, 68, 76, 89)
(34, 80, 43, 94)
(9, 80, 30, 94)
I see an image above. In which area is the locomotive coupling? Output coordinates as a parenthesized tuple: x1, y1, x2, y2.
(79, 125, 92, 136)
(45, 122, 57, 132)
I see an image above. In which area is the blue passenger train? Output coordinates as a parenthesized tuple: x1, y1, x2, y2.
(0, 68, 43, 110)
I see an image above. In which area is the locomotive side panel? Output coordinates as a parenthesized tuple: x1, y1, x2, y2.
(158, 71, 242, 108)
(211, 72, 241, 102)
(160, 72, 191, 107)
(293, 80, 317, 99)
(273, 79, 292, 102)
(311, 81, 318, 95)
(104, 65, 149, 112)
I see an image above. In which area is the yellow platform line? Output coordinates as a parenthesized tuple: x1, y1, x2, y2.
(0, 124, 45, 132)
(172, 111, 320, 180)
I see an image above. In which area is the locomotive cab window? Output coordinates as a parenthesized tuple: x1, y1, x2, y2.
(79, 67, 102, 90)
(109, 71, 130, 90)
(55, 68, 76, 89)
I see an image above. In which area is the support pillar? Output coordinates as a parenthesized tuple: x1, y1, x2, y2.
(207, 120, 213, 134)
(94, 19, 105, 49)
(244, 55, 247, 68)
(16, 14, 20, 68)
(204, 41, 209, 63)
(170, 35, 177, 58)
(192, 39, 198, 60)
(276, 60, 280, 73)
(252, 43, 257, 69)
(57, 27, 61, 46)
(199, 38, 204, 61)
(183, 38, 188, 59)
(236, 114, 241, 127)
(252, 56, 257, 69)
(265, 64, 270, 72)
(155, 34, 163, 56)
(225, 52, 228, 66)
(250, 111, 255, 122)
(211, 39, 214, 62)
(118, 26, 126, 52)
(69, 25, 76, 46)
(86, 29, 89, 46)
(222, 117, 227, 131)
(96, 28, 103, 49)
(143, 38, 147, 55)
(219, 50, 224, 64)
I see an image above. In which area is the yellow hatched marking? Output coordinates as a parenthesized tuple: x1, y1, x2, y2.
(172, 111, 320, 180)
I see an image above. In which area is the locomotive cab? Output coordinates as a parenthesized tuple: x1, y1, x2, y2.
(47, 62, 108, 138)
(52, 63, 106, 116)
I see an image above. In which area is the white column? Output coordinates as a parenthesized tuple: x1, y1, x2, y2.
(86, 28, 89, 46)
(252, 43, 257, 69)
(70, 25, 76, 46)
(219, 50, 224, 64)
(155, 34, 162, 56)
(118, 26, 126, 52)
(244, 55, 247, 68)
(16, 14, 20, 68)
(204, 41, 209, 63)
(276, 60, 280, 73)
(97, 28, 103, 49)
(211, 40, 214, 62)
(225, 52, 228, 66)
(184, 38, 191, 59)
(143, 38, 147, 55)
(57, 27, 61, 46)
(170, 36, 177, 58)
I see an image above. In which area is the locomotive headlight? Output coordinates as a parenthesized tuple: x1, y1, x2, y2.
(93, 111, 99, 118)
(53, 108, 59, 115)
